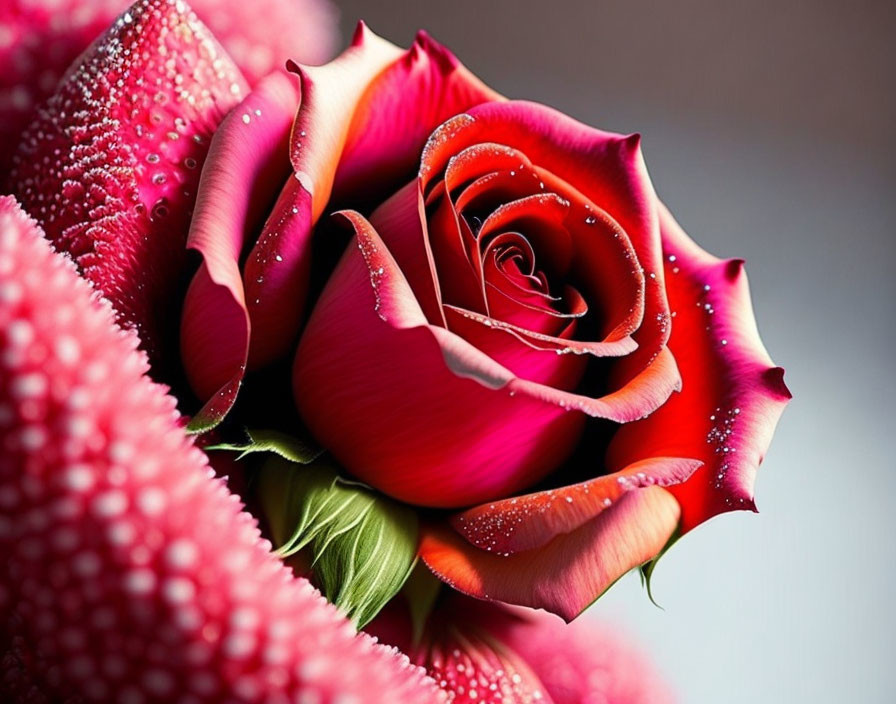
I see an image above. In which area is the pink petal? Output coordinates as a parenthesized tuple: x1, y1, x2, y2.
(293, 210, 585, 507)
(180, 70, 300, 421)
(193, 0, 337, 83)
(245, 25, 498, 368)
(332, 30, 502, 205)
(0, 196, 443, 703)
(607, 204, 791, 531)
(0, 0, 338, 172)
(7, 0, 248, 368)
(420, 487, 681, 620)
(452, 457, 700, 554)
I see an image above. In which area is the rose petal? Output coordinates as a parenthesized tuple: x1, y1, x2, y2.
(0, 196, 443, 703)
(369, 181, 447, 326)
(420, 487, 681, 620)
(607, 204, 791, 531)
(245, 25, 499, 367)
(443, 305, 589, 390)
(7, 0, 248, 369)
(452, 457, 701, 554)
(293, 210, 586, 507)
(181, 71, 300, 423)
(332, 30, 502, 206)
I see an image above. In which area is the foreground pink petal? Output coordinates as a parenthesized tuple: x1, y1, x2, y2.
(369, 593, 677, 704)
(607, 204, 791, 532)
(7, 0, 248, 368)
(0, 196, 443, 702)
(0, 0, 337, 172)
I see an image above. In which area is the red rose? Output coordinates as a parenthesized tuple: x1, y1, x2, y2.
(5, 1, 789, 624)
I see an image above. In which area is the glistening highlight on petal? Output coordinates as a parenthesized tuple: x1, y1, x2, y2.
(607, 203, 791, 532)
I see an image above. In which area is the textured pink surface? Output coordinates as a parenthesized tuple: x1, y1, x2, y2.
(370, 594, 677, 704)
(0, 0, 337, 172)
(0, 195, 443, 702)
(7, 0, 248, 367)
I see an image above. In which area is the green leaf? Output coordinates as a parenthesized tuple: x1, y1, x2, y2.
(257, 457, 418, 627)
(206, 428, 322, 464)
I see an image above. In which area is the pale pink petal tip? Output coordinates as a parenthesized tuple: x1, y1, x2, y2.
(0, 196, 443, 703)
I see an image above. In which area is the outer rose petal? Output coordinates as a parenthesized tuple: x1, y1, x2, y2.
(0, 0, 337, 172)
(451, 457, 700, 554)
(0, 197, 443, 703)
(607, 204, 791, 532)
(419, 487, 681, 620)
(7, 0, 248, 368)
(244, 24, 499, 369)
(180, 71, 300, 423)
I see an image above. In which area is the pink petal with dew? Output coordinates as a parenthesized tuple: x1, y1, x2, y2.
(180, 70, 300, 424)
(0, 0, 338, 171)
(7, 0, 248, 369)
(420, 487, 680, 620)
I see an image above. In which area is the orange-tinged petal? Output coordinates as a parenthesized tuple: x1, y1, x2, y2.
(420, 487, 680, 620)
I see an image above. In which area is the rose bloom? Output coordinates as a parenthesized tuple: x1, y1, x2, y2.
(5, 0, 788, 634)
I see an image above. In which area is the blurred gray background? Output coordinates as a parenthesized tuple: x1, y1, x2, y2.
(334, 1, 895, 702)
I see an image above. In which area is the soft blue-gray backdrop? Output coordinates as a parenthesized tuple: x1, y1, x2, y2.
(334, 1, 895, 701)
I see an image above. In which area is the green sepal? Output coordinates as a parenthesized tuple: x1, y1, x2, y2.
(206, 428, 322, 464)
(402, 563, 443, 647)
(257, 457, 418, 627)
(640, 527, 682, 609)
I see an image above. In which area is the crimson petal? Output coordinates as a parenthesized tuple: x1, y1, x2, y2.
(607, 204, 791, 531)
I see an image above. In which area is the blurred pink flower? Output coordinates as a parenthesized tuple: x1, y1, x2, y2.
(0, 195, 442, 702)
(369, 591, 676, 704)
(0, 0, 338, 171)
